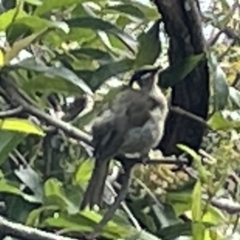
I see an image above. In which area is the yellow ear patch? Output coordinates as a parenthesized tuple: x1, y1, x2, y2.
(131, 81, 141, 90)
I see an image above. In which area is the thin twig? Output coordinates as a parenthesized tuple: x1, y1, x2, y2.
(170, 106, 209, 128)
(0, 216, 78, 240)
(211, 198, 240, 214)
(0, 106, 23, 117)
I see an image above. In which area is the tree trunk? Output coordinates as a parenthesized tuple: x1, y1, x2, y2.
(155, 0, 210, 161)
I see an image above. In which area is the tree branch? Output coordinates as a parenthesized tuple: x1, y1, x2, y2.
(0, 216, 78, 240)
(0, 106, 23, 117)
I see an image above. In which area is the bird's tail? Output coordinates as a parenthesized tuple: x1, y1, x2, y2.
(80, 158, 110, 210)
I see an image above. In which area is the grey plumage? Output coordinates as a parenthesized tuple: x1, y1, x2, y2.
(80, 66, 168, 210)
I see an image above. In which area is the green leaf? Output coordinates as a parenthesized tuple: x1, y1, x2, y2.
(87, 58, 134, 91)
(152, 204, 175, 228)
(0, 179, 22, 195)
(208, 110, 240, 130)
(0, 118, 44, 136)
(65, 17, 136, 52)
(26, 205, 59, 226)
(43, 214, 94, 234)
(0, 8, 28, 31)
(8, 58, 93, 95)
(228, 86, 240, 107)
(165, 191, 192, 215)
(4, 28, 50, 64)
(138, 230, 163, 240)
(74, 159, 93, 185)
(202, 205, 225, 224)
(14, 165, 43, 202)
(192, 181, 202, 221)
(160, 53, 204, 88)
(43, 178, 78, 214)
(22, 75, 85, 95)
(104, 4, 146, 19)
(69, 48, 113, 64)
(0, 131, 26, 165)
(34, 0, 78, 15)
(192, 222, 205, 240)
(24, 0, 42, 6)
(208, 52, 229, 111)
(177, 144, 211, 183)
(8, 15, 60, 32)
(130, 2, 159, 21)
(44, 211, 132, 239)
(0, 178, 39, 203)
(159, 223, 191, 240)
(134, 19, 161, 68)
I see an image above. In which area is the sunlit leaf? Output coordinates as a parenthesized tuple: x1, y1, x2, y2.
(202, 205, 225, 224)
(24, 0, 42, 6)
(8, 15, 59, 32)
(0, 179, 22, 196)
(44, 211, 132, 239)
(34, 0, 78, 15)
(43, 214, 94, 234)
(0, 118, 44, 136)
(43, 178, 78, 214)
(192, 222, 205, 240)
(0, 178, 39, 202)
(74, 159, 93, 185)
(26, 205, 59, 226)
(0, 48, 4, 66)
(0, 8, 28, 31)
(165, 191, 192, 215)
(208, 111, 240, 130)
(228, 86, 240, 108)
(4, 28, 50, 64)
(192, 181, 202, 221)
(160, 53, 204, 88)
(134, 19, 161, 68)
(208, 52, 229, 111)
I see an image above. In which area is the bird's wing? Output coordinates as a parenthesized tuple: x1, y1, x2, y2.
(92, 87, 160, 161)
(92, 89, 134, 161)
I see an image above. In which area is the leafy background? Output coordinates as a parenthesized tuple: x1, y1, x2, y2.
(0, 0, 240, 240)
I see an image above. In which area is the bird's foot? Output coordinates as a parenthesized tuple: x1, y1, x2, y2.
(171, 155, 186, 172)
(141, 156, 150, 165)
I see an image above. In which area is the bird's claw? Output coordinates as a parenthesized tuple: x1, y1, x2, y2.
(141, 157, 150, 165)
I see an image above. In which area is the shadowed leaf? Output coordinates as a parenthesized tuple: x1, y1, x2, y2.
(135, 19, 161, 68)
(0, 131, 26, 165)
(160, 53, 204, 88)
(208, 52, 229, 111)
(7, 58, 93, 95)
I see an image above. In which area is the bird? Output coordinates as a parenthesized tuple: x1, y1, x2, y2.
(80, 65, 168, 210)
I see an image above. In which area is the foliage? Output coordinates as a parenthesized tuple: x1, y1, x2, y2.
(0, 0, 240, 240)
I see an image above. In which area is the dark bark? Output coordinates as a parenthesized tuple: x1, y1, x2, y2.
(155, 0, 210, 161)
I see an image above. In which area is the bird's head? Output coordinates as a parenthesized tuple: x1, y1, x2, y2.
(129, 65, 161, 89)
